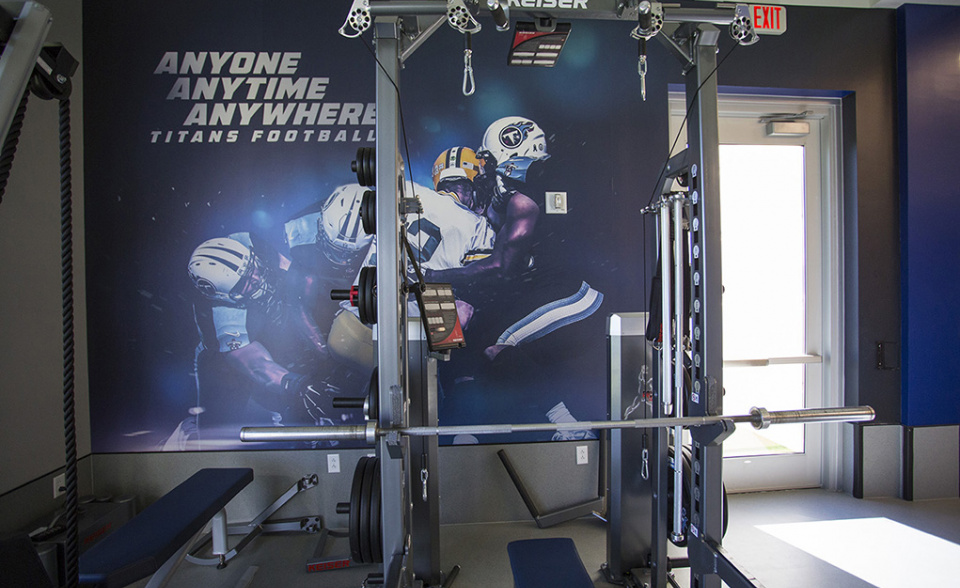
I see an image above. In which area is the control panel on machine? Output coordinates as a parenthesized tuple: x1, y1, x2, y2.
(414, 282, 465, 351)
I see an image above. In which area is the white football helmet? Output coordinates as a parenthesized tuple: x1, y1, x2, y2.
(188, 236, 277, 308)
(188, 237, 253, 303)
(479, 117, 550, 182)
(319, 184, 374, 267)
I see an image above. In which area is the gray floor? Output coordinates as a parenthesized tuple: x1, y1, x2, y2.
(133, 489, 960, 587)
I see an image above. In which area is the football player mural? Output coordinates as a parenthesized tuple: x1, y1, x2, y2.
(162, 232, 356, 449)
(84, 1, 666, 451)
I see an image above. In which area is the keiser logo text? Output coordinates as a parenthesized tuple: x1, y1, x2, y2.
(506, 0, 589, 9)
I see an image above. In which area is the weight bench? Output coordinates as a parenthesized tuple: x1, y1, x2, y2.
(507, 538, 594, 588)
(79, 468, 253, 588)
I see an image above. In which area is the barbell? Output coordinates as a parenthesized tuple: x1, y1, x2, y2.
(274, 406, 872, 569)
(240, 405, 875, 445)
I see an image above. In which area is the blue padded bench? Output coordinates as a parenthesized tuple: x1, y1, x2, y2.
(79, 468, 253, 588)
(507, 538, 594, 588)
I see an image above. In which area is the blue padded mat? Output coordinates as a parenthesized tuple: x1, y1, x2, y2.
(507, 537, 594, 588)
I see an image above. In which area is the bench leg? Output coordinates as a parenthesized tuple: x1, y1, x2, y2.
(211, 508, 229, 568)
(145, 524, 207, 588)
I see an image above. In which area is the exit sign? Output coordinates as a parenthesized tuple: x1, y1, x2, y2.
(751, 5, 787, 35)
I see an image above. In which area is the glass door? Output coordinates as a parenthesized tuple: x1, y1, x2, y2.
(670, 95, 843, 492)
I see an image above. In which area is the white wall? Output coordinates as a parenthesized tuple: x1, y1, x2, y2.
(0, 0, 88, 501)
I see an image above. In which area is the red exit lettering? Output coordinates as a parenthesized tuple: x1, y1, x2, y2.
(751, 5, 787, 35)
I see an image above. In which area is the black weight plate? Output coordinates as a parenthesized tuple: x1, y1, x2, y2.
(358, 455, 377, 563)
(361, 189, 376, 235)
(358, 268, 369, 324)
(365, 148, 376, 186)
(370, 462, 382, 563)
(356, 147, 371, 186)
(358, 267, 377, 325)
(354, 148, 367, 185)
(366, 367, 379, 421)
(349, 456, 367, 562)
(357, 267, 369, 324)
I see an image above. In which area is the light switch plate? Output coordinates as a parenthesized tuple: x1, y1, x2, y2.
(545, 191, 568, 214)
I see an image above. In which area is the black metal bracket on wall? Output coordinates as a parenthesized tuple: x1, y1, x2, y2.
(876, 340, 900, 370)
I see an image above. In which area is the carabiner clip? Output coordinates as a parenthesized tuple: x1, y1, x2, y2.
(421, 467, 429, 502)
(462, 33, 476, 96)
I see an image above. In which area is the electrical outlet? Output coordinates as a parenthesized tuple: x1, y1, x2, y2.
(327, 454, 341, 474)
(576, 445, 589, 465)
(53, 473, 66, 498)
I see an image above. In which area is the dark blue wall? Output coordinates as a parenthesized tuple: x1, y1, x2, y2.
(898, 4, 960, 427)
(682, 6, 901, 423)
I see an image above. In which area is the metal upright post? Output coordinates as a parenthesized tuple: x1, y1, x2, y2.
(373, 17, 410, 587)
(684, 25, 726, 588)
(0, 2, 51, 143)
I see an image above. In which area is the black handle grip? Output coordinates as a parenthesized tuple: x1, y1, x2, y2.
(638, 0, 653, 30)
(333, 397, 366, 409)
(488, 0, 508, 30)
(331, 288, 352, 301)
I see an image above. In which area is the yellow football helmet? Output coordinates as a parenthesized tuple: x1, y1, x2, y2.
(431, 146, 483, 189)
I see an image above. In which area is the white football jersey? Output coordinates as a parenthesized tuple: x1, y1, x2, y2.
(362, 182, 495, 271)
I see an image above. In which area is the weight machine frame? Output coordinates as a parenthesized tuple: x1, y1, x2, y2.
(264, 2, 772, 586)
(362, 2, 756, 587)
(363, 5, 748, 587)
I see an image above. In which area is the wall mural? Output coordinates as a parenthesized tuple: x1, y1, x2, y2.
(83, 0, 668, 451)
